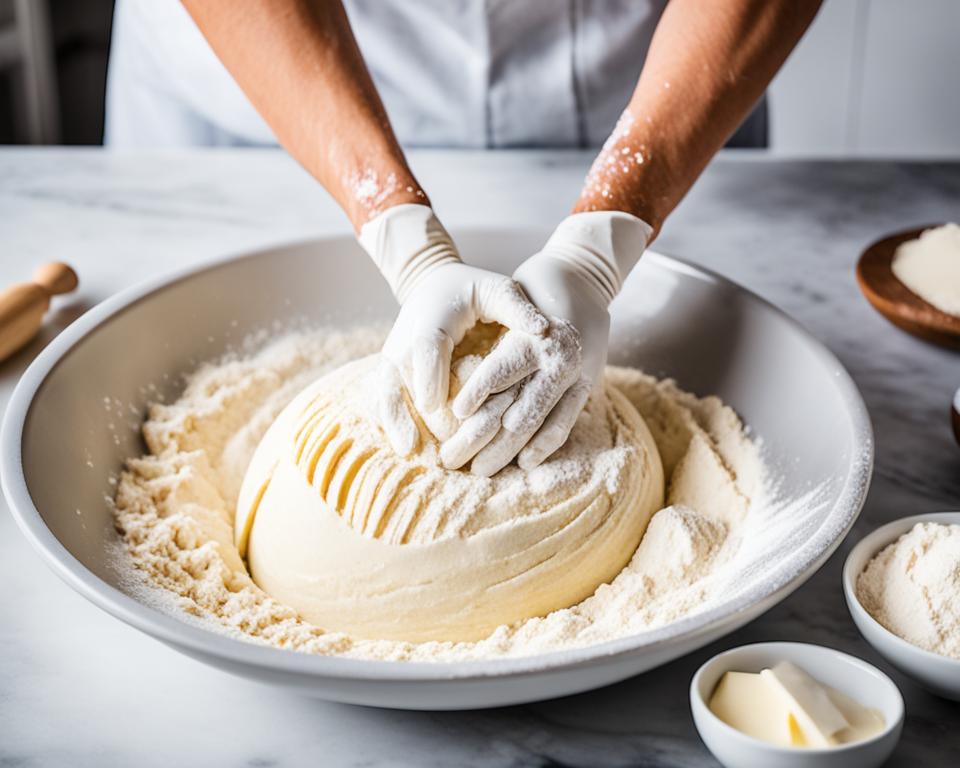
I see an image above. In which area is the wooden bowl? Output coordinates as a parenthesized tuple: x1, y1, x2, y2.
(856, 225, 960, 349)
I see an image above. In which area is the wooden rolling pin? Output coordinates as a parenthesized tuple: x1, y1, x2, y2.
(0, 262, 78, 363)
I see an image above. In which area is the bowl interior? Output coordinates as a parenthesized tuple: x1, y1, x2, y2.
(7, 232, 871, 671)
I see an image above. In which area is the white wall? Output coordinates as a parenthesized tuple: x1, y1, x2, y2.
(769, 0, 960, 157)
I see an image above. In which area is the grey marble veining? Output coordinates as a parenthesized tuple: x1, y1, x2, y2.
(0, 149, 958, 767)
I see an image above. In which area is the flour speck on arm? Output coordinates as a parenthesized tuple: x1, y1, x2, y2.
(580, 109, 651, 211)
(344, 168, 426, 220)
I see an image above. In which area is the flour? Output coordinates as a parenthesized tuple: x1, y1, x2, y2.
(343, 168, 424, 220)
(856, 522, 960, 659)
(580, 109, 649, 209)
(891, 223, 960, 316)
(113, 325, 779, 662)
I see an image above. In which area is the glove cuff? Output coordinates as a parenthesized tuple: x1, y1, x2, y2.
(358, 204, 461, 303)
(541, 211, 652, 304)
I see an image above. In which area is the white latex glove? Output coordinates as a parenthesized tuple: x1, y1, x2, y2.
(359, 203, 548, 456)
(446, 211, 652, 476)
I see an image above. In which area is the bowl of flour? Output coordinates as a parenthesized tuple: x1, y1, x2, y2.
(1, 231, 873, 708)
(845, 512, 960, 701)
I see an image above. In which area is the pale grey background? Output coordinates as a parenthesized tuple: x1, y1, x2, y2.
(1, 0, 959, 154)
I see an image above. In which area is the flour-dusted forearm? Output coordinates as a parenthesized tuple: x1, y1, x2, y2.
(184, 1, 556, 449)
(182, 0, 426, 231)
(471, 1, 823, 467)
(575, 0, 822, 235)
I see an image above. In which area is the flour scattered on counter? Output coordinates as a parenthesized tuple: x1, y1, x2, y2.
(111, 326, 804, 662)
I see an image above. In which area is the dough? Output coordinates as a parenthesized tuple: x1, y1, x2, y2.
(891, 222, 960, 317)
(236, 354, 664, 643)
(113, 325, 768, 661)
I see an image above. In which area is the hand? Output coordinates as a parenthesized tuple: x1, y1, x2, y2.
(444, 211, 652, 475)
(359, 204, 548, 456)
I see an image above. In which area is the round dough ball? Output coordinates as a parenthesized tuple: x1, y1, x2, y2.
(236, 354, 663, 643)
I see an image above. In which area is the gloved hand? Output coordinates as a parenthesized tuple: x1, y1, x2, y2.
(359, 203, 548, 456)
(445, 211, 652, 476)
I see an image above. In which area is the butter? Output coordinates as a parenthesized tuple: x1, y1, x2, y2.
(708, 661, 885, 748)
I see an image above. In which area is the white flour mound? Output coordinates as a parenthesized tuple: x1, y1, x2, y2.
(857, 522, 960, 659)
(891, 222, 960, 317)
(113, 326, 778, 662)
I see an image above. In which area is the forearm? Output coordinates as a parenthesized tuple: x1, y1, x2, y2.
(574, 0, 821, 235)
(183, 0, 425, 230)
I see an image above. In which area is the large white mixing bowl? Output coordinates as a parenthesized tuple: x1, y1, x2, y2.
(1, 232, 872, 709)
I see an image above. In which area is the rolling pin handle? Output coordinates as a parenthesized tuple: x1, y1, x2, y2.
(33, 262, 79, 296)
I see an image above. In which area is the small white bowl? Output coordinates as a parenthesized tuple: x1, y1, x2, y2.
(843, 511, 960, 700)
(690, 642, 903, 768)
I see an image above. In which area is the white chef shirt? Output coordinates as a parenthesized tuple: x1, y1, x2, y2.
(106, 0, 668, 149)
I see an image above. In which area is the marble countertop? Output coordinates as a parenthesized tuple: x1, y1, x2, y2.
(1, 148, 958, 767)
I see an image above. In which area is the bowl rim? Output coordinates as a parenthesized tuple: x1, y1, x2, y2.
(0, 234, 874, 682)
(690, 641, 904, 756)
(843, 511, 960, 671)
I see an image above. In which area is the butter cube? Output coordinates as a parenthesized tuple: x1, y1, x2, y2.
(708, 660, 885, 749)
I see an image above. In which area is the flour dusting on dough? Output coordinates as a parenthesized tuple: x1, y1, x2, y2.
(113, 326, 773, 662)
